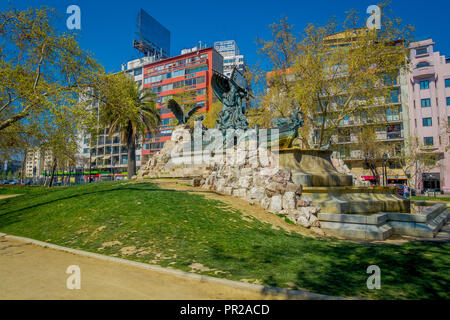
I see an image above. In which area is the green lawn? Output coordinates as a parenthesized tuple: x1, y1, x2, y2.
(0, 181, 448, 299)
(412, 196, 450, 202)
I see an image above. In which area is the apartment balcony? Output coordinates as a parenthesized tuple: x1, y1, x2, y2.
(335, 134, 359, 144)
(412, 66, 436, 79)
(376, 130, 404, 141)
(337, 116, 403, 128)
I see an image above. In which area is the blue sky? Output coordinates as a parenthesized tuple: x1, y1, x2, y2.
(3, 0, 450, 73)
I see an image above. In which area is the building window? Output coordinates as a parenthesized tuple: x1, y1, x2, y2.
(416, 47, 428, 55)
(134, 68, 142, 76)
(386, 108, 400, 121)
(196, 88, 206, 96)
(197, 76, 205, 84)
(448, 116, 450, 126)
(172, 69, 185, 78)
(389, 89, 400, 103)
(445, 79, 450, 88)
(447, 97, 450, 106)
(420, 80, 430, 90)
(416, 61, 430, 68)
(136, 155, 141, 161)
(389, 161, 402, 169)
(185, 65, 207, 75)
(422, 117, 432, 127)
(83, 148, 89, 154)
(424, 137, 434, 146)
(421, 98, 431, 107)
(387, 124, 402, 139)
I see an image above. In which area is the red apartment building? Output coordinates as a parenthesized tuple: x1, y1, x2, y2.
(141, 47, 224, 160)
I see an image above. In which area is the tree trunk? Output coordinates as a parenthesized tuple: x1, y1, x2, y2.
(127, 123, 136, 180)
(48, 156, 57, 188)
(371, 163, 380, 186)
(20, 149, 27, 184)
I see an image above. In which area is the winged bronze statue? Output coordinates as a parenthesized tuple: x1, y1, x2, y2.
(211, 69, 249, 132)
(167, 99, 203, 125)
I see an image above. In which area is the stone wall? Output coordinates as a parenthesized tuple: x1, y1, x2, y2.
(201, 146, 321, 229)
(136, 128, 321, 229)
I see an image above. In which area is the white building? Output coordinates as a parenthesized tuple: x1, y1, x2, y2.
(25, 148, 53, 179)
(214, 40, 247, 78)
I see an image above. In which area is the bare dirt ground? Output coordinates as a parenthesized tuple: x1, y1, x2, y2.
(0, 194, 22, 200)
(0, 237, 277, 300)
(150, 178, 319, 237)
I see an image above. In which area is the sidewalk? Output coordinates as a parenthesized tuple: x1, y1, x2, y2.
(0, 237, 270, 300)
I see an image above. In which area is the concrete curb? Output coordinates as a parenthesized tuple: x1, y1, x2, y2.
(0, 232, 344, 300)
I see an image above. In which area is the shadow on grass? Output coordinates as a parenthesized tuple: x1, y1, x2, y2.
(0, 182, 217, 219)
(203, 230, 449, 299)
(0, 181, 448, 299)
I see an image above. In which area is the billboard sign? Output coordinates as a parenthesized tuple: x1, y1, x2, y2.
(134, 9, 170, 58)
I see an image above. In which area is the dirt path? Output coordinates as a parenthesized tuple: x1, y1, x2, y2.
(0, 237, 277, 300)
(150, 179, 319, 237)
(0, 194, 22, 200)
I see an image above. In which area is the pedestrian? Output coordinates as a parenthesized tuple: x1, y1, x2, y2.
(403, 183, 409, 199)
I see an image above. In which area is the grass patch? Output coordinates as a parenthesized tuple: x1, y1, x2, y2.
(0, 185, 45, 195)
(0, 181, 448, 299)
(276, 213, 296, 225)
(412, 196, 450, 202)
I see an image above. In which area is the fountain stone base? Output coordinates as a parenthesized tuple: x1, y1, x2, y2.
(278, 148, 409, 214)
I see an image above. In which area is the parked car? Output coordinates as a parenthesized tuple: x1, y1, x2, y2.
(23, 180, 32, 185)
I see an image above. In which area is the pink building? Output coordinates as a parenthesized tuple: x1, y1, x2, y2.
(408, 39, 450, 194)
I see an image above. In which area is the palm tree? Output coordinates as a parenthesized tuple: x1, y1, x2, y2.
(99, 73, 161, 180)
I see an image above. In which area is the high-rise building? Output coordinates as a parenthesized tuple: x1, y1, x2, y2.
(408, 39, 450, 193)
(76, 9, 171, 181)
(266, 30, 411, 186)
(214, 40, 247, 78)
(141, 46, 224, 159)
(24, 148, 53, 179)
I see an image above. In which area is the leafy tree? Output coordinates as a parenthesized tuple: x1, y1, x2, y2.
(202, 100, 222, 129)
(7, 170, 12, 180)
(398, 137, 441, 191)
(355, 126, 386, 185)
(0, 7, 101, 135)
(97, 73, 161, 180)
(251, 4, 413, 149)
